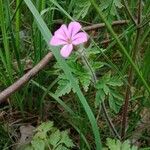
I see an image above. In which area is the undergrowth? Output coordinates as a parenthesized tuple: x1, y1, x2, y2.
(0, 0, 150, 149)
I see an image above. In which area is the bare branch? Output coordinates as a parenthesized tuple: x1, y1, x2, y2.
(0, 52, 53, 103)
(83, 20, 129, 31)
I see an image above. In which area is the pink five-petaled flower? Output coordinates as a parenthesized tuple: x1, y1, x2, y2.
(50, 21, 88, 58)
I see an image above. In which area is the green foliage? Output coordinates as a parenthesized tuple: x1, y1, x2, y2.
(54, 46, 105, 97)
(24, 121, 74, 150)
(99, 0, 123, 17)
(55, 76, 72, 97)
(95, 72, 123, 113)
(73, 0, 91, 19)
(0, 124, 11, 149)
(104, 138, 138, 150)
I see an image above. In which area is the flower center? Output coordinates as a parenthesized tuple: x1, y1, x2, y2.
(67, 38, 72, 44)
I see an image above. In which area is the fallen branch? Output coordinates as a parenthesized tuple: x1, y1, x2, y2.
(0, 52, 53, 103)
(82, 20, 129, 31)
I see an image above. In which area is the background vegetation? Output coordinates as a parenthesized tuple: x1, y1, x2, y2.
(0, 0, 150, 149)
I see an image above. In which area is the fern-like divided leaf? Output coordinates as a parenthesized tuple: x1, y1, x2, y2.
(23, 121, 74, 150)
(95, 72, 123, 113)
(73, 0, 91, 19)
(105, 138, 138, 150)
(100, 0, 123, 17)
(55, 78, 72, 97)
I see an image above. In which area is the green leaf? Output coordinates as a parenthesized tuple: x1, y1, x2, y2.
(60, 131, 75, 148)
(49, 130, 61, 146)
(114, 0, 123, 8)
(55, 79, 72, 97)
(79, 73, 91, 92)
(99, 0, 123, 16)
(73, 0, 91, 19)
(36, 121, 53, 133)
(23, 145, 34, 150)
(103, 85, 110, 95)
(106, 138, 138, 150)
(56, 145, 68, 150)
(121, 140, 131, 150)
(107, 77, 123, 86)
(31, 139, 45, 150)
(95, 89, 105, 107)
(106, 138, 121, 150)
(108, 94, 118, 113)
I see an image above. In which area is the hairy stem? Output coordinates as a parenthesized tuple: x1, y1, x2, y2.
(80, 50, 120, 139)
(121, 0, 142, 140)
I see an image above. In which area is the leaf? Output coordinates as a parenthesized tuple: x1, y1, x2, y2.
(34, 121, 54, 139)
(107, 77, 123, 86)
(36, 121, 53, 133)
(106, 138, 138, 150)
(56, 145, 68, 150)
(73, 0, 91, 19)
(55, 79, 72, 97)
(114, 0, 123, 8)
(23, 145, 34, 150)
(49, 130, 61, 146)
(31, 139, 45, 150)
(79, 73, 91, 92)
(99, 0, 123, 16)
(108, 94, 118, 113)
(60, 131, 74, 148)
(103, 85, 110, 95)
(121, 140, 131, 150)
(95, 89, 105, 107)
(106, 138, 121, 150)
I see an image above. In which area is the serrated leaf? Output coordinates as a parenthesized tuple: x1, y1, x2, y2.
(106, 138, 121, 150)
(60, 131, 74, 148)
(121, 140, 131, 150)
(31, 139, 45, 150)
(56, 145, 68, 150)
(23, 145, 34, 150)
(103, 85, 110, 95)
(73, 0, 91, 19)
(95, 89, 105, 107)
(49, 130, 61, 146)
(107, 77, 123, 86)
(55, 79, 72, 97)
(106, 138, 138, 150)
(91, 61, 104, 70)
(79, 73, 91, 92)
(100, 0, 123, 16)
(114, 0, 123, 8)
(36, 121, 53, 133)
(108, 94, 118, 113)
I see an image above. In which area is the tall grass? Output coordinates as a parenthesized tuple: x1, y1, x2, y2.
(0, 0, 150, 149)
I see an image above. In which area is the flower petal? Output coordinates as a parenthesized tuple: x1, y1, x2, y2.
(54, 25, 69, 41)
(72, 32, 88, 45)
(60, 44, 73, 58)
(68, 22, 82, 38)
(50, 36, 67, 46)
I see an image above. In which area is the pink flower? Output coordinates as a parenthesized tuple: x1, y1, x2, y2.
(50, 22, 88, 58)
